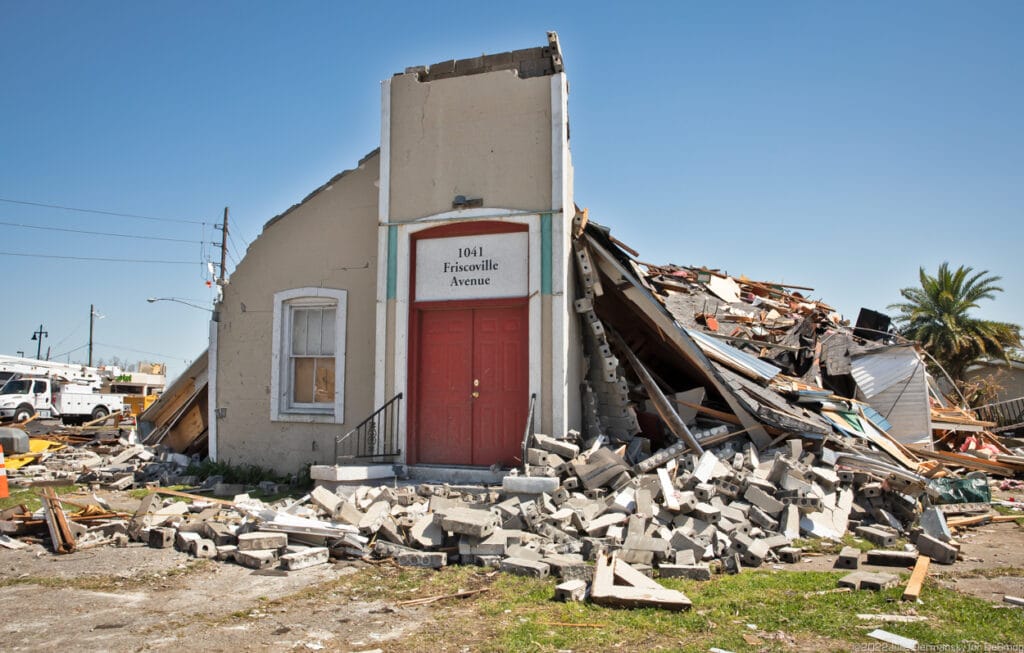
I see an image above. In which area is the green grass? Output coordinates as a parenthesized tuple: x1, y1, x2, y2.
(356, 566, 1024, 652)
(793, 532, 898, 554)
(0, 485, 81, 512)
(992, 504, 1024, 524)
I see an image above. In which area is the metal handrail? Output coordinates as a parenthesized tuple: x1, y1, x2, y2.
(973, 396, 1024, 433)
(521, 393, 537, 473)
(335, 393, 403, 462)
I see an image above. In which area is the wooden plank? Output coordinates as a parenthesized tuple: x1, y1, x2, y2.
(901, 555, 930, 601)
(40, 487, 76, 554)
(149, 488, 237, 506)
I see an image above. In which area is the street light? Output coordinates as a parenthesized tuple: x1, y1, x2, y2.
(146, 297, 213, 312)
(31, 324, 48, 359)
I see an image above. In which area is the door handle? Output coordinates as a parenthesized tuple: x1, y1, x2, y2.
(472, 378, 480, 398)
(472, 391, 480, 399)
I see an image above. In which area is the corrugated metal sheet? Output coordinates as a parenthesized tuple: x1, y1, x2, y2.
(850, 347, 932, 446)
(851, 347, 922, 399)
(685, 328, 782, 381)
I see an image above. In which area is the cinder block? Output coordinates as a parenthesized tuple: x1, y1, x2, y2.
(503, 475, 559, 495)
(838, 571, 899, 591)
(215, 544, 237, 562)
(920, 507, 952, 543)
(192, 538, 217, 559)
(438, 508, 499, 538)
(777, 547, 802, 563)
(396, 551, 447, 569)
(692, 502, 721, 524)
(500, 556, 550, 578)
(835, 546, 861, 570)
(200, 521, 236, 546)
(235, 549, 278, 569)
(532, 433, 580, 459)
(175, 530, 201, 552)
(855, 525, 897, 548)
(865, 550, 919, 567)
(281, 546, 329, 570)
(744, 485, 784, 516)
(237, 531, 288, 551)
(310, 486, 343, 515)
(555, 579, 588, 602)
(916, 534, 957, 565)
(148, 527, 175, 549)
(658, 563, 712, 581)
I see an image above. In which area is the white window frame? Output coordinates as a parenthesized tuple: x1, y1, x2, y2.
(271, 287, 347, 423)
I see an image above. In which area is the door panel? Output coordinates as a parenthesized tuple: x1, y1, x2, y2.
(417, 309, 473, 464)
(471, 306, 528, 466)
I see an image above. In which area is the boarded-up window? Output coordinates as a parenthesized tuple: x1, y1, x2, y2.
(271, 287, 347, 423)
(290, 307, 336, 405)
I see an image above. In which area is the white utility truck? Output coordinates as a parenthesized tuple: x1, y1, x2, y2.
(0, 376, 124, 425)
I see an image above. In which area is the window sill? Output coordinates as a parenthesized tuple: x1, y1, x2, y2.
(272, 411, 339, 424)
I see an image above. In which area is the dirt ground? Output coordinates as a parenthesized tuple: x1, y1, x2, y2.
(1, 487, 1022, 652)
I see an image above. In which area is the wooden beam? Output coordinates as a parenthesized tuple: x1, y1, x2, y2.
(902, 555, 930, 601)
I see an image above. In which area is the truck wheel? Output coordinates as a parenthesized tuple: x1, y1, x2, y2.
(14, 404, 34, 422)
(91, 406, 109, 421)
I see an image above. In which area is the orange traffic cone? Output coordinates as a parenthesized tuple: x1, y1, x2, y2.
(0, 444, 8, 499)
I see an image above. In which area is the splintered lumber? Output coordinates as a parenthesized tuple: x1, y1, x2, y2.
(149, 488, 238, 507)
(591, 552, 692, 611)
(901, 555, 931, 601)
(40, 487, 76, 554)
(907, 447, 1020, 476)
(82, 410, 125, 428)
(613, 332, 703, 455)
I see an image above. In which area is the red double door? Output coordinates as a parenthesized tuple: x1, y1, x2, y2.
(413, 302, 528, 467)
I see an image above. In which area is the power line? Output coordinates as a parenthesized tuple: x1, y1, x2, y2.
(0, 196, 207, 225)
(94, 341, 194, 362)
(0, 251, 199, 264)
(51, 343, 89, 360)
(0, 220, 203, 244)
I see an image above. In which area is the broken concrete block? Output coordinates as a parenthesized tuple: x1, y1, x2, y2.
(148, 526, 175, 549)
(920, 506, 952, 543)
(235, 549, 278, 570)
(658, 563, 712, 581)
(200, 521, 236, 546)
(532, 433, 580, 459)
(175, 530, 201, 552)
(916, 533, 957, 565)
(310, 486, 343, 515)
(835, 546, 861, 570)
(281, 546, 330, 570)
(744, 485, 784, 516)
(500, 556, 551, 578)
(438, 507, 499, 538)
(215, 544, 237, 562)
(554, 579, 588, 602)
(409, 514, 444, 548)
(543, 554, 593, 581)
(237, 531, 288, 552)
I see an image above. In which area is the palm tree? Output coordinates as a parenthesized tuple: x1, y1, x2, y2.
(888, 262, 1021, 382)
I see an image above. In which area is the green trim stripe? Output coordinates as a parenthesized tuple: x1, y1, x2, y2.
(541, 213, 552, 295)
(386, 225, 398, 300)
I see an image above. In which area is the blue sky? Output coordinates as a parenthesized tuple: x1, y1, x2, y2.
(2, 2, 1021, 382)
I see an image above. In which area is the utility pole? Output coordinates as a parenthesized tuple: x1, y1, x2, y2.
(88, 304, 95, 367)
(219, 206, 229, 286)
(31, 324, 48, 360)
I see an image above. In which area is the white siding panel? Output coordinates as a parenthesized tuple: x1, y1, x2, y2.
(852, 347, 921, 399)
